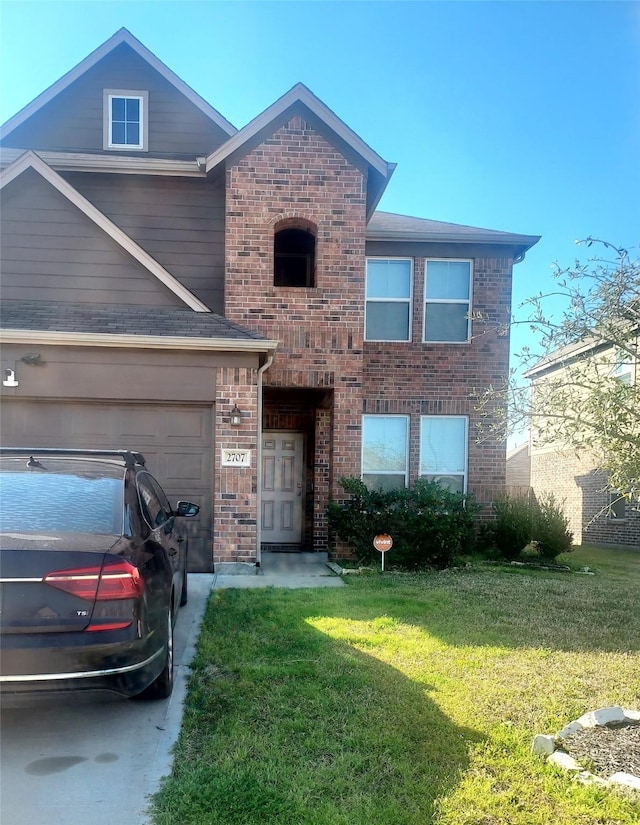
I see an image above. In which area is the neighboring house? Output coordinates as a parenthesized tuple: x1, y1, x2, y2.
(0, 29, 539, 571)
(505, 442, 531, 492)
(527, 338, 640, 548)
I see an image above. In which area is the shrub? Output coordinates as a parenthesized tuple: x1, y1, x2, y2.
(483, 496, 534, 560)
(533, 494, 574, 559)
(328, 476, 479, 568)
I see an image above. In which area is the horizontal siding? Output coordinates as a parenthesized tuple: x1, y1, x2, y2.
(63, 172, 225, 312)
(1, 43, 229, 157)
(0, 168, 184, 307)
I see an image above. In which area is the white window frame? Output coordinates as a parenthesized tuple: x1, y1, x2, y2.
(419, 415, 468, 493)
(361, 414, 409, 489)
(365, 257, 413, 342)
(423, 258, 473, 344)
(612, 350, 634, 385)
(103, 89, 148, 151)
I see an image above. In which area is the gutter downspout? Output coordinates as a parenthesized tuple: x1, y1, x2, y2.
(255, 348, 275, 568)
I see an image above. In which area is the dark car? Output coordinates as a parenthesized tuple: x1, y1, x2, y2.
(0, 448, 199, 701)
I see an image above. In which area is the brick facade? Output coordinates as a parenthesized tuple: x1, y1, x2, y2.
(222, 114, 515, 556)
(363, 256, 513, 508)
(214, 366, 260, 564)
(224, 114, 366, 552)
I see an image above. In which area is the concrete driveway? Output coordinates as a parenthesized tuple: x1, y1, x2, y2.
(0, 573, 215, 825)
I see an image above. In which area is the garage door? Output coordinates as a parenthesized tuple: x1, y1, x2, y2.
(0, 400, 214, 572)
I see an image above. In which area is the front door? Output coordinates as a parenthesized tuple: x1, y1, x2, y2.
(261, 432, 304, 544)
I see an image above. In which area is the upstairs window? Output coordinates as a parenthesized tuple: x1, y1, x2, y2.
(365, 258, 412, 341)
(104, 90, 148, 151)
(420, 416, 468, 493)
(274, 224, 316, 287)
(424, 259, 472, 343)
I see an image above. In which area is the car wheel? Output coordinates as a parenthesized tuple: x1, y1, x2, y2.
(137, 607, 174, 700)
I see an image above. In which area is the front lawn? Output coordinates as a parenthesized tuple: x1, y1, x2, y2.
(151, 546, 640, 824)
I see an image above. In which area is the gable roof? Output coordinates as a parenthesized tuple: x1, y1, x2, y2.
(0, 151, 211, 312)
(0, 28, 237, 142)
(368, 211, 540, 257)
(205, 83, 395, 220)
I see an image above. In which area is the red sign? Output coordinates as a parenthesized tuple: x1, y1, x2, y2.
(373, 534, 393, 553)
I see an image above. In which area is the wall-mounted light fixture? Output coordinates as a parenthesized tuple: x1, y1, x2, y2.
(3, 368, 19, 388)
(230, 404, 242, 426)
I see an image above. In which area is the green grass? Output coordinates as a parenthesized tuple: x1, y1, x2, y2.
(151, 545, 640, 824)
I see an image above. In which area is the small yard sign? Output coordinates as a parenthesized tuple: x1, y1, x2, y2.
(373, 533, 393, 571)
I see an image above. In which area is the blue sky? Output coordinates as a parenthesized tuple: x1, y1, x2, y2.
(1, 1, 638, 444)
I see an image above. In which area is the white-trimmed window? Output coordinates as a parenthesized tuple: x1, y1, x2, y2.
(365, 258, 412, 341)
(420, 416, 468, 493)
(362, 415, 409, 491)
(424, 259, 472, 342)
(104, 90, 148, 151)
(613, 350, 634, 385)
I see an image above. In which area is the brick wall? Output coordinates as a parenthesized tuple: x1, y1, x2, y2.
(222, 113, 514, 554)
(214, 365, 259, 564)
(363, 256, 513, 507)
(224, 114, 367, 550)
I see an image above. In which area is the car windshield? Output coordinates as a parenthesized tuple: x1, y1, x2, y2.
(0, 472, 124, 534)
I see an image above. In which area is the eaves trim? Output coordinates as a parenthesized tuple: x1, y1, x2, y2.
(205, 83, 389, 177)
(0, 148, 206, 177)
(0, 28, 237, 140)
(1, 328, 279, 354)
(0, 151, 211, 313)
(366, 229, 541, 246)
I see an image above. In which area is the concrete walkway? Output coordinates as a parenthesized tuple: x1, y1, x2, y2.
(213, 551, 345, 589)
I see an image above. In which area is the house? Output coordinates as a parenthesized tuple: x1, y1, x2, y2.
(0, 29, 540, 572)
(505, 441, 531, 493)
(527, 337, 640, 548)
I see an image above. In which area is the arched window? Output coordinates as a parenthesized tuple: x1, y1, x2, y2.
(274, 223, 316, 287)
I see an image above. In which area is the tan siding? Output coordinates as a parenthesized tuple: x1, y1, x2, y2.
(0, 343, 257, 403)
(63, 172, 225, 312)
(0, 169, 184, 307)
(1, 44, 229, 157)
(0, 398, 215, 571)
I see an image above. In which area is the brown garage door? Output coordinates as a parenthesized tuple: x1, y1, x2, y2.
(0, 400, 214, 571)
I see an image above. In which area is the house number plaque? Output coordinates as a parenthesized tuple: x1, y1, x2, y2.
(221, 448, 251, 467)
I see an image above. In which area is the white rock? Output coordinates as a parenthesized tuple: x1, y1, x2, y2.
(548, 751, 582, 771)
(531, 734, 556, 755)
(623, 708, 640, 722)
(574, 771, 608, 787)
(577, 706, 626, 728)
(557, 720, 584, 739)
(608, 772, 640, 790)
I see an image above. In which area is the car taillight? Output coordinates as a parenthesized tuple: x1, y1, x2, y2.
(44, 561, 144, 601)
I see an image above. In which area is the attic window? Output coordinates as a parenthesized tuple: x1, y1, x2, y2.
(103, 90, 148, 151)
(274, 224, 316, 287)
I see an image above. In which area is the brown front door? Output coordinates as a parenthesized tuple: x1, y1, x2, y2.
(261, 432, 304, 544)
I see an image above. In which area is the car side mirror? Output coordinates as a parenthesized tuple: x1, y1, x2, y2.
(175, 501, 200, 518)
